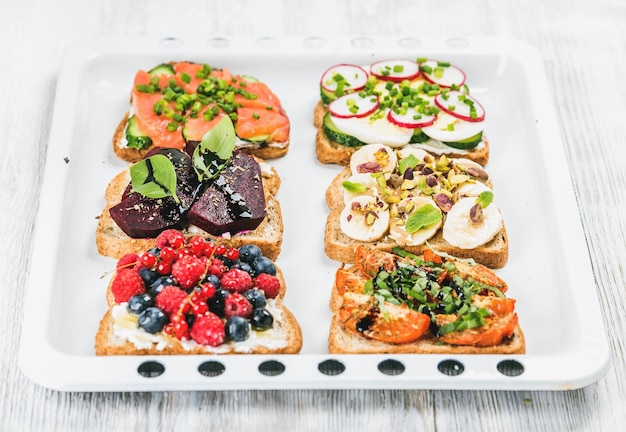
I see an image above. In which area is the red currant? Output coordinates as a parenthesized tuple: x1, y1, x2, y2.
(215, 244, 227, 255)
(173, 319, 189, 340)
(203, 242, 216, 257)
(156, 260, 172, 275)
(163, 323, 175, 335)
(192, 300, 209, 316)
(139, 252, 158, 268)
(160, 246, 176, 261)
(170, 232, 186, 249)
(225, 247, 240, 261)
(200, 282, 216, 299)
(177, 248, 192, 260)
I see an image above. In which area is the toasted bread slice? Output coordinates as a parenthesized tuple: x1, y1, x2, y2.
(328, 315, 525, 354)
(323, 166, 508, 268)
(313, 101, 490, 166)
(95, 298, 302, 355)
(95, 160, 284, 260)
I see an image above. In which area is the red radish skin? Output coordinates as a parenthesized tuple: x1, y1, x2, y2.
(320, 64, 368, 93)
(387, 108, 437, 129)
(434, 91, 485, 123)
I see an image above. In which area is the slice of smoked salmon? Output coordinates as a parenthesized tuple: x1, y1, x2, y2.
(132, 70, 185, 149)
(182, 104, 226, 142)
(235, 107, 290, 142)
(234, 80, 283, 110)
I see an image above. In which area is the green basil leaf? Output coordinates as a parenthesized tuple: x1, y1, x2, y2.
(193, 115, 236, 181)
(476, 190, 494, 208)
(405, 204, 442, 233)
(342, 180, 368, 193)
(130, 154, 180, 204)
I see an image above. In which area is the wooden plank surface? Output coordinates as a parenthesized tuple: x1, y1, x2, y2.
(1, 0, 624, 430)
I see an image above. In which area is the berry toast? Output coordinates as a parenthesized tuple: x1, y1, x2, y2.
(315, 59, 490, 166)
(328, 246, 524, 354)
(95, 231, 302, 355)
(114, 61, 290, 163)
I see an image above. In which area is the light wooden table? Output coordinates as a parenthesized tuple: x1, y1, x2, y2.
(2, 0, 625, 430)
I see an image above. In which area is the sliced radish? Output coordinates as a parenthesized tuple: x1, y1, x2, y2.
(320, 64, 369, 93)
(370, 59, 420, 82)
(419, 59, 466, 88)
(328, 93, 379, 119)
(387, 107, 437, 129)
(434, 91, 485, 122)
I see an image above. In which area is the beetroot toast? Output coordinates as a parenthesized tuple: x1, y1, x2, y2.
(328, 246, 525, 355)
(95, 232, 302, 355)
(96, 148, 284, 261)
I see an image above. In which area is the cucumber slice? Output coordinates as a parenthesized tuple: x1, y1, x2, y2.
(125, 115, 153, 149)
(322, 112, 366, 148)
(243, 134, 270, 143)
(148, 64, 175, 77)
(409, 128, 430, 144)
(442, 131, 483, 150)
(320, 87, 336, 105)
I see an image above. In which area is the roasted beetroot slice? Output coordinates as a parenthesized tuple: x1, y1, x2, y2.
(111, 149, 200, 238)
(187, 151, 266, 235)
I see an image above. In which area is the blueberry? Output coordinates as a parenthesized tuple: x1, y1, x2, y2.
(243, 289, 266, 309)
(203, 274, 221, 290)
(225, 316, 250, 342)
(251, 256, 276, 276)
(150, 275, 176, 296)
(238, 244, 263, 264)
(250, 308, 273, 330)
(127, 293, 154, 315)
(138, 267, 159, 286)
(231, 261, 253, 275)
(137, 307, 168, 334)
(207, 288, 230, 317)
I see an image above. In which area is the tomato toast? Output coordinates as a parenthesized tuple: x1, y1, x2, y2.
(328, 246, 524, 354)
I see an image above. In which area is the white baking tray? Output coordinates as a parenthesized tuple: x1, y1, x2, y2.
(19, 36, 611, 391)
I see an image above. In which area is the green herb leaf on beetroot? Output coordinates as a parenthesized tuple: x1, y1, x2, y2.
(193, 115, 236, 182)
(130, 154, 180, 204)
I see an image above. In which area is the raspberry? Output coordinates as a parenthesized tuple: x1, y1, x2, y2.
(190, 313, 225, 346)
(155, 285, 188, 315)
(171, 254, 206, 289)
(224, 293, 253, 318)
(111, 269, 146, 303)
(220, 268, 253, 293)
(155, 229, 186, 249)
(116, 253, 139, 270)
(254, 273, 281, 299)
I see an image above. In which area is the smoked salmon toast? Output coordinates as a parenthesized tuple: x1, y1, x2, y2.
(114, 62, 290, 162)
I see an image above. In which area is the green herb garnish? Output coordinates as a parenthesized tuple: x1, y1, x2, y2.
(130, 154, 180, 204)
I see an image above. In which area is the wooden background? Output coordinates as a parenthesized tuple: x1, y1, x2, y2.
(1, 0, 625, 430)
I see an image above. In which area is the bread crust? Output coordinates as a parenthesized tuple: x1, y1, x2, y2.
(95, 298, 303, 356)
(328, 315, 525, 354)
(96, 161, 284, 260)
(313, 101, 490, 166)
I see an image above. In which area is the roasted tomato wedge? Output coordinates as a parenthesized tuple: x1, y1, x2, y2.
(334, 268, 369, 297)
(451, 260, 508, 294)
(339, 292, 430, 344)
(437, 312, 518, 347)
